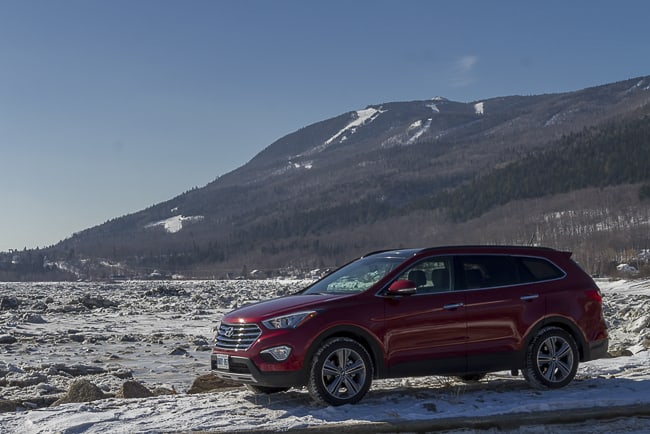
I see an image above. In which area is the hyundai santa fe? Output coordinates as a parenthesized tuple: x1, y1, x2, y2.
(211, 246, 609, 406)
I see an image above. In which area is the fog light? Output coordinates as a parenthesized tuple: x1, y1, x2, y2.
(261, 346, 292, 361)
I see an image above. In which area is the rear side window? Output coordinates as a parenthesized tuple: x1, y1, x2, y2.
(517, 257, 565, 282)
(457, 254, 565, 289)
(458, 255, 518, 289)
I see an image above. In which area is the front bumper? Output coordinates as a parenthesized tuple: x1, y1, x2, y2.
(211, 354, 306, 388)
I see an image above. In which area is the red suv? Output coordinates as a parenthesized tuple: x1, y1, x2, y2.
(211, 246, 608, 406)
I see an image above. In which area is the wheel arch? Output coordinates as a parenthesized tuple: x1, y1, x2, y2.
(305, 325, 386, 379)
(525, 316, 589, 362)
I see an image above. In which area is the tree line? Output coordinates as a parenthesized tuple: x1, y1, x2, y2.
(436, 115, 650, 221)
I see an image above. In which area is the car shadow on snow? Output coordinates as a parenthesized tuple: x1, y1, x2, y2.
(238, 375, 650, 424)
(240, 376, 529, 415)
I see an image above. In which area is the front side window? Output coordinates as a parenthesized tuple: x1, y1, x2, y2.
(396, 257, 452, 294)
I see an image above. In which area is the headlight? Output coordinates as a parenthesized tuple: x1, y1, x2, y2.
(262, 311, 317, 329)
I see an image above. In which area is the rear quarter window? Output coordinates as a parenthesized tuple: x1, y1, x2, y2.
(517, 257, 565, 282)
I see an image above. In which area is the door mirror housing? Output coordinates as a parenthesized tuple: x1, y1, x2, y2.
(388, 279, 417, 295)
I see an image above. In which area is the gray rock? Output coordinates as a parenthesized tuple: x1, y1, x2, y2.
(116, 380, 153, 399)
(54, 364, 106, 376)
(0, 399, 20, 413)
(0, 297, 19, 310)
(0, 335, 17, 345)
(169, 347, 188, 356)
(608, 348, 634, 357)
(152, 386, 176, 396)
(74, 294, 118, 309)
(32, 301, 48, 311)
(108, 367, 133, 379)
(23, 314, 47, 324)
(52, 379, 108, 406)
(4, 373, 48, 387)
(187, 373, 241, 394)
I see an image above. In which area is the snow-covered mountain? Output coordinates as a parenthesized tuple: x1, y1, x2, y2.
(4, 75, 650, 280)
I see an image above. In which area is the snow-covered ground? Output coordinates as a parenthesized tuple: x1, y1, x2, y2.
(1, 278, 649, 433)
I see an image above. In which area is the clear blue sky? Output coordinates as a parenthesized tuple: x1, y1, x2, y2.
(1, 0, 649, 252)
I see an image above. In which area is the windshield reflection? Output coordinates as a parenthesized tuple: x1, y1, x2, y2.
(303, 256, 405, 295)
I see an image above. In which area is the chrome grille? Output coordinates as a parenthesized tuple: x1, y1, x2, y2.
(215, 322, 261, 351)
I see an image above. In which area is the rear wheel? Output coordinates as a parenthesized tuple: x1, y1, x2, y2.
(524, 327, 578, 389)
(307, 337, 373, 406)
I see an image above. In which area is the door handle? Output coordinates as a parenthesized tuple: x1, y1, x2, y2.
(520, 294, 539, 301)
(443, 303, 464, 310)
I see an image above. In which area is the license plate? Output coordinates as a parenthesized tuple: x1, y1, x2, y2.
(216, 354, 229, 370)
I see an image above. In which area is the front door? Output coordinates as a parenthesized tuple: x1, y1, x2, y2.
(382, 257, 467, 376)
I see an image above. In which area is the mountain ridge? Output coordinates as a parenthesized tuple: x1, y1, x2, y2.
(3, 75, 650, 280)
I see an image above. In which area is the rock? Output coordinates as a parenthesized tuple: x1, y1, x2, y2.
(0, 296, 19, 310)
(36, 383, 65, 395)
(107, 367, 133, 379)
(31, 301, 48, 311)
(0, 363, 23, 376)
(0, 335, 17, 345)
(193, 338, 210, 346)
(152, 386, 176, 396)
(52, 379, 108, 406)
(608, 348, 634, 357)
(145, 286, 188, 297)
(116, 380, 153, 399)
(642, 337, 650, 350)
(0, 399, 20, 413)
(187, 373, 241, 394)
(4, 372, 47, 387)
(69, 334, 85, 343)
(629, 315, 650, 333)
(54, 364, 106, 376)
(74, 294, 118, 309)
(22, 313, 47, 323)
(169, 347, 188, 356)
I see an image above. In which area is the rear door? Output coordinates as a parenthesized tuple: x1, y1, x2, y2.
(460, 255, 547, 371)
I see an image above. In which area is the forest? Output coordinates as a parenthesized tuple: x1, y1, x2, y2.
(437, 115, 650, 221)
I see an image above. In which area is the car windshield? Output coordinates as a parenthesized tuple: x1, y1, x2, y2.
(303, 255, 406, 295)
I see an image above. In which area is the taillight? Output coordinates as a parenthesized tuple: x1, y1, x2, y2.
(585, 289, 603, 303)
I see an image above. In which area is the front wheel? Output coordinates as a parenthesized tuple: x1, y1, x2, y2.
(307, 337, 373, 406)
(523, 327, 579, 389)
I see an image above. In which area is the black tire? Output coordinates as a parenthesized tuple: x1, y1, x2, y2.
(245, 384, 290, 394)
(307, 337, 373, 406)
(456, 373, 486, 383)
(523, 326, 578, 389)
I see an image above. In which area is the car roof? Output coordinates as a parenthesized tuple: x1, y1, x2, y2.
(363, 245, 566, 259)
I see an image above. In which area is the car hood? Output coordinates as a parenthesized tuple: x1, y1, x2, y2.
(224, 294, 346, 322)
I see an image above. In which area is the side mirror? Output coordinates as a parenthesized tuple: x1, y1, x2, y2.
(387, 279, 417, 295)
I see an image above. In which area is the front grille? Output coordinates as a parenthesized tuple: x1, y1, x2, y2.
(229, 358, 252, 374)
(215, 322, 261, 351)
